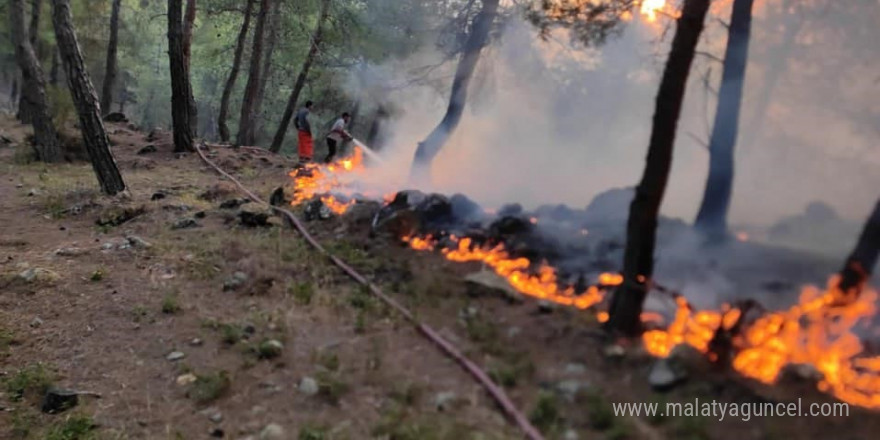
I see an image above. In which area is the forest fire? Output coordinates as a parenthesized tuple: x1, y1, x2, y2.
(288, 147, 366, 214)
(402, 235, 619, 309)
(640, 0, 667, 21)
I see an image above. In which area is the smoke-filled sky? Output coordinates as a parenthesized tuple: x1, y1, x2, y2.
(352, 0, 880, 227)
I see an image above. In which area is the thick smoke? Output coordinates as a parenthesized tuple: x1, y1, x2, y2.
(348, 3, 880, 258)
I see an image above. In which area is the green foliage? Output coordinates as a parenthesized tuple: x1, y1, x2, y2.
(3, 363, 54, 401)
(45, 415, 98, 440)
(299, 426, 329, 440)
(188, 371, 231, 404)
(288, 281, 315, 305)
(161, 292, 181, 314)
(529, 391, 562, 435)
(315, 371, 349, 405)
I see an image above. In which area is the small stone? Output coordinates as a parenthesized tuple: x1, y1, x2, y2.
(563, 363, 587, 375)
(171, 217, 199, 230)
(537, 300, 555, 313)
(603, 344, 626, 359)
(433, 391, 458, 412)
(30, 317, 43, 328)
(137, 145, 157, 155)
(298, 377, 319, 396)
(166, 351, 186, 362)
(506, 326, 522, 338)
(259, 423, 284, 440)
(209, 427, 224, 438)
(209, 412, 223, 423)
(101, 242, 115, 250)
(648, 358, 686, 391)
(176, 373, 197, 386)
(126, 235, 153, 249)
(18, 267, 60, 284)
(54, 247, 87, 257)
(555, 380, 589, 402)
(239, 211, 270, 228)
(223, 272, 249, 291)
(563, 429, 580, 440)
(150, 192, 166, 201)
(27, 188, 40, 197)
(190, 338, 203, 346)
(258, 339, 283, 359)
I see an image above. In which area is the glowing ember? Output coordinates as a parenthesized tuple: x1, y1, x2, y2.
(736, 231, 750, 242)
(640, 0, 666, 21)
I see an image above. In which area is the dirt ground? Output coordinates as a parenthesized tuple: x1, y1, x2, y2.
(1, 114, 878, 439)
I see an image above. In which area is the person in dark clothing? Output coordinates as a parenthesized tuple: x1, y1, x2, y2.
(325, 112, 352, 163)
(294, 100, 314, 163)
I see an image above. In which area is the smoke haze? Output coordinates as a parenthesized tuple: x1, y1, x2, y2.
(349, 2, 880, 238)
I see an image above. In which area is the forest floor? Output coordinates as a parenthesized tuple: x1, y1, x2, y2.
(0, 114, 878, 440)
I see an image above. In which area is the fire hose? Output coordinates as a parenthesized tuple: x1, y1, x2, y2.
(194, 143, 545, 440)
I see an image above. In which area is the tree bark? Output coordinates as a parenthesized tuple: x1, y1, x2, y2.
(10, 0, 62, 162)
(236, 0, 270, 147)
(100, 0, 122, 115)
(182, 0, 198, 128)
(51, 0, 127, 194)
(837, 199, 880, 302)
(409, 0, 499, 177)
(366, 104, 390, 151)
(167, 0, 195, 152)
(605, 0, 710, 336)
(217, 0, 254, 142)
(693, 0, 754, 238)
(252, 0, 280, 140)
(17, 0, 43, 124)
(268, 0, 331, 153)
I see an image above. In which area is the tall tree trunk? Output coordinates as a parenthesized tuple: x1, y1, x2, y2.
(366, 104, 389, 151)
(182, 0, 198, 128)
(167, 0, 195, 152)
(51, 0, 127, 194)
(252, 0, 280, 140)
(837, 199, 880, 302)
(17, 0, 43, 123)
(605, 0, 710, 336)
(409, 0, 499, 177)
(217, 0, 254, 142)
(10, 0, 62, 162)
(693, 0, 755, 238)
(236, 0, 271, 147)
(100, 0, 122, 115)
(268, 0, 331, 153)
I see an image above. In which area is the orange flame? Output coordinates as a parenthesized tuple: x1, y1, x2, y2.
(403, 235, 620, 310)
(640, 0, 667, 21)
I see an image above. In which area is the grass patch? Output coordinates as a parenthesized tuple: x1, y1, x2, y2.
(585, 390, 615, 431)
(315, 371, 349, 405)
(371, 405, 476, 440)
(529, 391, 562, 435)
(131, 305, 150, 323)
(316, 351, 340, 372)
(462, 316, 503, 356)
(220, 323, 244, 345)
(161, 292, 181, 314)
(3, 363, 54, 401)
(0, 326, 16, 352)
(46, 415, 98, 440)
(288, 281, 315, 305)
(298, 425, 329, 440)
(187, 371, 231, 404)
(89, 268, 105, 282)
(389, 382, 423, 407)
(11, 409, 38, 438)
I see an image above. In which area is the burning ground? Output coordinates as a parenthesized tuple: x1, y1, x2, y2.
(1, 116, 879, 438)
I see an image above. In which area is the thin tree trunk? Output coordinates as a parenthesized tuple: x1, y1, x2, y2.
(100, 0, 122, 115)
(409, 0, 499, 177)
(252, 0, 280, 140)
(49, 45, 61, 85)
(10, 0, 62, 162)
(17, 0, 43, 123)
(217, 0, 254, 142)
(268, 0, 331, 153)
(51, 0, 127, 194)
(605, 0, 710, 336)
(167, 0, 195, 152)
(236, 0, 270, 147)
(366, 104, 389, 151)
(837, 199, 880, 302)
(740, 0, 802, 153)
(182, 0, 198, 131)
(694, 0, 755, 238)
